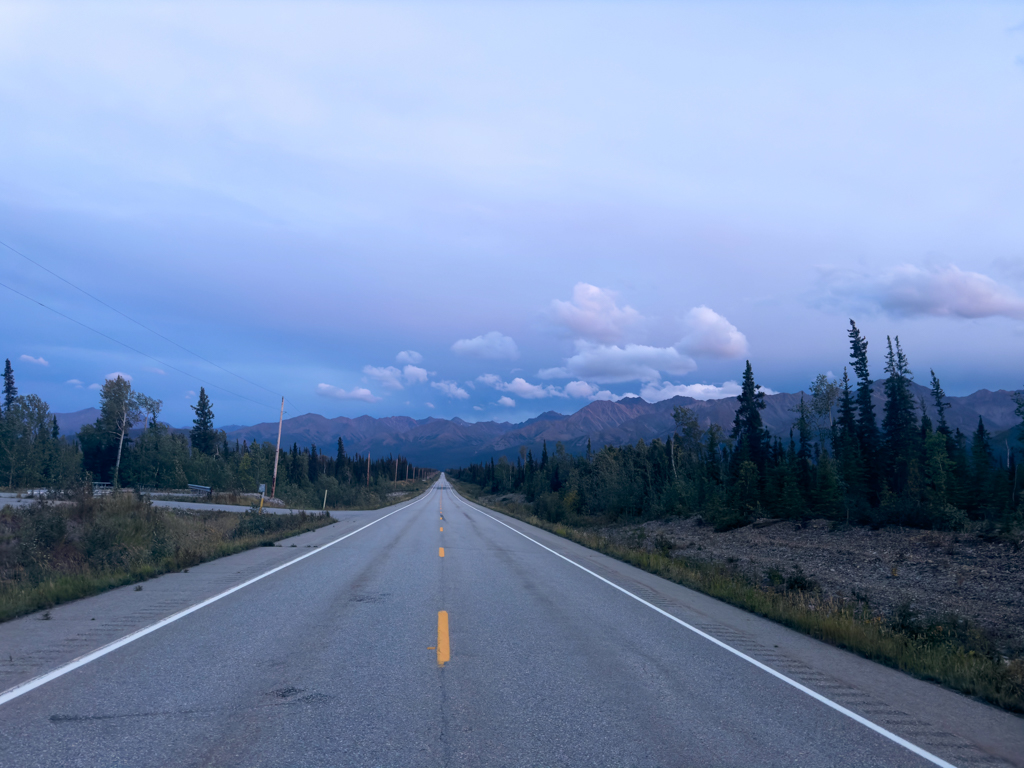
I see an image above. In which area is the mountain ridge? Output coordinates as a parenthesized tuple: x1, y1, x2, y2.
(53, 384, 1022, 469)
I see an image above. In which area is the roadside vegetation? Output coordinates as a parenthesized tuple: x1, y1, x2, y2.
(451, 323, 1023, 535)
(452, 478, 1023, 713)
(0, 492, 333, 623)
(0, 358, 435, 509)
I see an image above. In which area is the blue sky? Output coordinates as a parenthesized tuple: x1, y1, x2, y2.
(2, 2, 1023, 427)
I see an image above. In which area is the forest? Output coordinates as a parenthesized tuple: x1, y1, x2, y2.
(452, 321, 1024, 534)
(0, 363, 429, 510)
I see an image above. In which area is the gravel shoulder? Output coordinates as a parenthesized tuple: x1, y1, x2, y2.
(600, 516, 1024, 655)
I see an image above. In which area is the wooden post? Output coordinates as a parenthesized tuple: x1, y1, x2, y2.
(271, 397, 284, 498)
(322, 489, 328, 511)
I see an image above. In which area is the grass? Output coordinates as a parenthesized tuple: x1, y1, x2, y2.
(0, 493, 334, 623)
(451, 479, 1024, 714)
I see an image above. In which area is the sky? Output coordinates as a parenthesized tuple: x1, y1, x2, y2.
(2, 1, 1023, 428)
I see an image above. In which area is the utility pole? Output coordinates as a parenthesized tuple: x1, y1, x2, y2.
(271, 397, 284, 498)
(406, 463, 409, 481)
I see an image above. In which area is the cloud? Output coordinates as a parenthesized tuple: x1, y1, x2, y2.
(539, 341, 696, 384)
(402, 365, 428, 384)
(145, 367, 166, 375)
(396, 350, 423, 365)
(19, 354, 48, 366)
(363, 364, 429, 390)
(451, 331, 519, 359)
(316, 383, 381, 402)
(426, 402, 435, 409)
(473, 405, 484, 411)
(677, 306, 748, 358)
(550, 283, 642, 343)
(640, 381, 743, 402)
(477, 374, 564, 399)
(564, 380, 598, 398)
(105, 371, 132, 382)
(431, 380, 470, 399)
(497, 396, 516, 407)
(65, 378, 83, 388)
(825, 264, 1024, 320)
(640, 380, 777, 402)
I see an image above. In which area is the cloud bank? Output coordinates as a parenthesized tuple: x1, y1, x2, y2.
(550, 283, 641, 343)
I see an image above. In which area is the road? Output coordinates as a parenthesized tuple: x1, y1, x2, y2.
(0, 476, 1020, 767)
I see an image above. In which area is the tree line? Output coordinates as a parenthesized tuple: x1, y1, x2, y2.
(0, 362, 430, 509)
(451, 321, 1024, 532)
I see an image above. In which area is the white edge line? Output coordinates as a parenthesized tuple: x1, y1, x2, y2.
(0, 488, 437, 708)
(443, 482, 957, 768)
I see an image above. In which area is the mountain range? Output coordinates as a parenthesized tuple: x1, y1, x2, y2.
(54, 384, 1022, 469)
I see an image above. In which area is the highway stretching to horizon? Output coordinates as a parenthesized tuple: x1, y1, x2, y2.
(0, 477, 1020, 767)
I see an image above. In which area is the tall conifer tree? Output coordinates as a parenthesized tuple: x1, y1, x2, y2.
(190, 387, 216, 455)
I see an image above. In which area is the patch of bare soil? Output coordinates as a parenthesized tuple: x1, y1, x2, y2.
(601, 518, 1024, 655)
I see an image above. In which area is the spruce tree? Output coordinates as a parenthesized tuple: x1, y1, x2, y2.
(730, 360, 768, 471)
(189, 387, 216, 455)
(309, 443, 319, 483)
(881, 336, 918, 496)
(929, 370, 951, 436)
(848, 320, 879, 496)
(2, 359, 16, 411)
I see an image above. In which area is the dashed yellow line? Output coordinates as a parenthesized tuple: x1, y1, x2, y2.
(437, 611, 450, 666)
(439, 547, 444, 557)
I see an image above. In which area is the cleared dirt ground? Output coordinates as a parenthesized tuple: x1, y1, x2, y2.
(600, 517, 1024, 655)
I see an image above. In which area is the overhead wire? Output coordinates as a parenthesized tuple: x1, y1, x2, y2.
(1, 238, 288, 402)
(0, 279, 278, 412)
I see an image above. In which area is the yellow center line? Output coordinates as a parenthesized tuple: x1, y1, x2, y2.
(439, 547, 444, 557)
(440, 526, 443, 531)
(437, 611, 450, 666)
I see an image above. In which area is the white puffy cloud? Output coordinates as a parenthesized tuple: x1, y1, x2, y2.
(875, 265, 1024, 319)
(65, 379, 83, 388)
(497, 396, 516, 407)
(563, 380, 598, 398)
(677, 306, 748, 358)
(473, 405, 484, 411)
(363, 365, 405, 390)
(363, 364, 429, 390)
(477, 374, 564, 399)
(640, 380, 777, 402)
(451, 332, 519, 359)
(403, 364, 428, 384)
(396, 350, 423, 365)
(426, 402, 435, 409)
(20, 354, 48, 366)
(105, 371, 132, 382)
(145, 366, 166, 375)
(539, 341, 696, 384)
(550, 283, 642, 343)
(431, 380, 470, 399)
(316, 383, 381, 402)
(87, 383, 101, 390)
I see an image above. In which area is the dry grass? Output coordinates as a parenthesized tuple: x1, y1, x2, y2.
(0, 494, 333, 622)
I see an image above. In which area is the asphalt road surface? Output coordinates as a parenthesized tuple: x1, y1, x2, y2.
(1, 476, 1020, 767)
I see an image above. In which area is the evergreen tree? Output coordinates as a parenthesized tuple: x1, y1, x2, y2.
(730, 360, 768, 471)
(969, 417, 993, 517)
(309, 443, 319, 483)
(929, 370, 951, 436)
(848, 320, 879, 497)
(881, 336, 918, 496)
(189, 388, 217, 456)
(2, 359, 16, 411)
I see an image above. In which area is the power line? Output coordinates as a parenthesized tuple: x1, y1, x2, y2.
(1, 238, 287, 402)
(0, 279, 278, 412)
